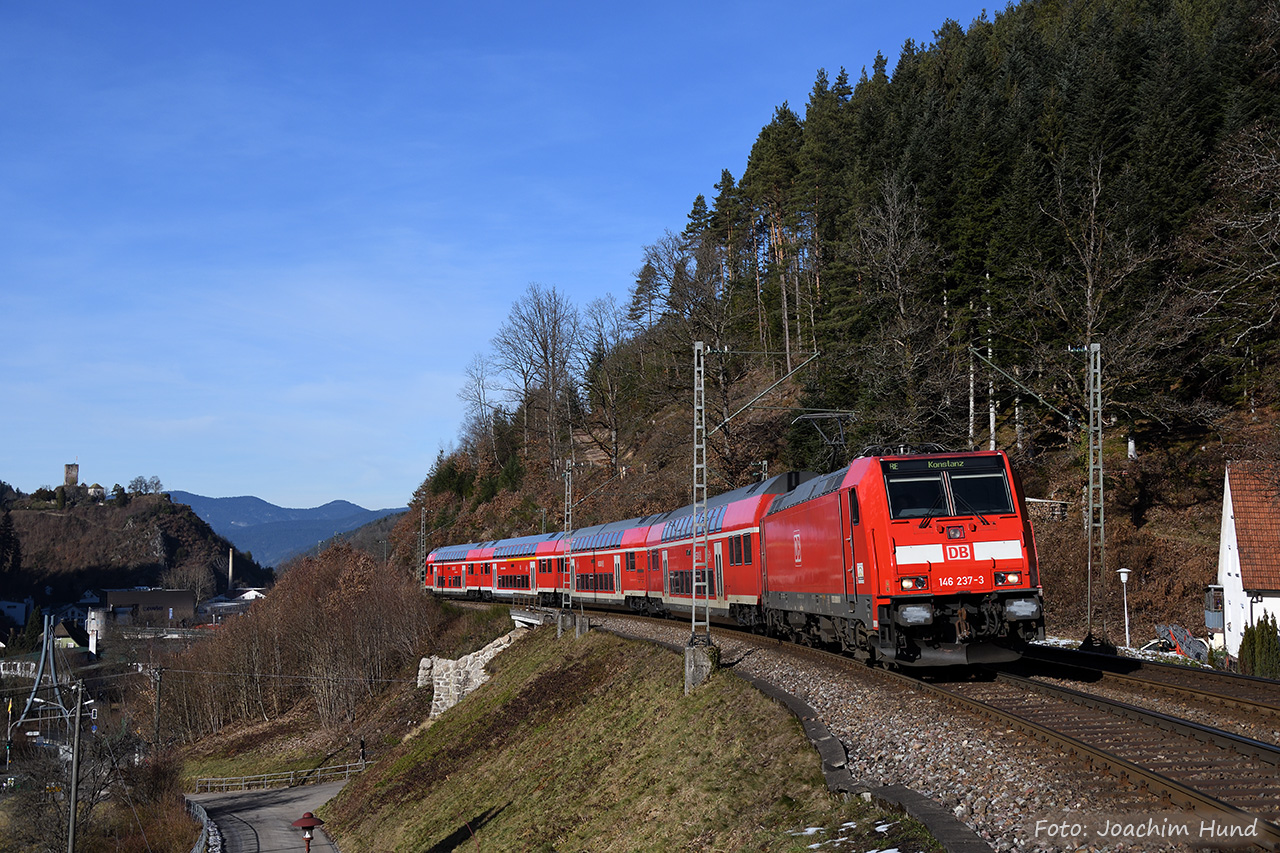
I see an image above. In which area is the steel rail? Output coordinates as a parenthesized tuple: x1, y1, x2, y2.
(917, 672, 1280, 849)
(999, 671, 1280, 765)
(1072, 665, 1280, 720)
(714, 632, 1280, 849)
(1022, 645, 1280, 718)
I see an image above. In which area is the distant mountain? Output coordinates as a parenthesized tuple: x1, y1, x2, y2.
(168, 491, 406, 568)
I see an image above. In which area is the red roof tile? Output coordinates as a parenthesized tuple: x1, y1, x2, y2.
(1228, 462, 1280, 591)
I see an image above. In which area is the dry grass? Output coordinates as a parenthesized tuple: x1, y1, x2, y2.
(179, 603, 512, 786)
(322, 627, 941, 852)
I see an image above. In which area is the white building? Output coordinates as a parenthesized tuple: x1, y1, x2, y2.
(1215, 462, 1280, 657)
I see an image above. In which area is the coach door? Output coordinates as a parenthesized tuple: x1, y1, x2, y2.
(713, 540, 723, 600)
(843, 489, 871, 609)
(613, 554, 621, 596)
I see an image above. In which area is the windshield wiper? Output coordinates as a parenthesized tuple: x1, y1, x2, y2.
(917, 493, 945, 528)
(953, 493, 991, 525)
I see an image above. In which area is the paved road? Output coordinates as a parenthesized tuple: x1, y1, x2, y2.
(187, 781, 347, 852)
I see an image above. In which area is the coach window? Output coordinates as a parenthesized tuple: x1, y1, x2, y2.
(743, 533, 752, 564)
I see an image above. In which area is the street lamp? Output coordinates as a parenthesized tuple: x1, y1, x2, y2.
(1117, 567, 1131, 649)
(292, 812, 324, 853)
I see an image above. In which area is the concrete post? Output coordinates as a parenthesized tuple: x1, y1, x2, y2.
(684, 643, 719, 694)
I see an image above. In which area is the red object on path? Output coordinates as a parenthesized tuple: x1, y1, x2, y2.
(292, 812, 325, 853)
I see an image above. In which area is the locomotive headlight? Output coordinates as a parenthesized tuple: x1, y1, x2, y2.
(994, 572, 1022, 586)
(896, 603, 934, 625)
(899, 576, 928, 591)
(1004, 598, 1042, 621)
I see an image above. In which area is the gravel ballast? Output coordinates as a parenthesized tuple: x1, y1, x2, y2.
(593, 615, 1213, 853)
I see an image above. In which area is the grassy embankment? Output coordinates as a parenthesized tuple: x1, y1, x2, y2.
(320, 625, 941, 852)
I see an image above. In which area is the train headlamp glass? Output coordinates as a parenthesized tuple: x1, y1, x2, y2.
(994, 572, 1022, 586)
(899, 576, 928, 591)
(1004, 598, 1041, 621)
(897, 603, 934, 625)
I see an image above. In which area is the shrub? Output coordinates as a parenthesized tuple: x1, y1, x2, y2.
(1239, 613, 1280, 678)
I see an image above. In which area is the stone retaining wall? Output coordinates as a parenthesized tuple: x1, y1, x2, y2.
(417, 627, 529, 718)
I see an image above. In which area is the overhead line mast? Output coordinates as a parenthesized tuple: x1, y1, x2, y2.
(691, 341, 710, 646)
(690, 342, 820, 649)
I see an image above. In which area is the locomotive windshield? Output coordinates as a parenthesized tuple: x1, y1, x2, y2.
(883, 457, 1014, 520)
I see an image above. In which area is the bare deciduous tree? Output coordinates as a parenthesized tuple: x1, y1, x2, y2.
(1022, 154, 1206, 433)
(492, 283, 579, 473)
(578, 295, 630, 474)
(1186, 124, 1280, 405)
(849, 173, 961, 443)
(457, 353, 500, 465)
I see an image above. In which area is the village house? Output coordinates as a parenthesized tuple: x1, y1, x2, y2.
(1214, 461, 1280, 657)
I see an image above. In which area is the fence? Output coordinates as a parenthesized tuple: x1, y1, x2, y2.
(193, 760, 366, 793)
(185, 799, 221, 853)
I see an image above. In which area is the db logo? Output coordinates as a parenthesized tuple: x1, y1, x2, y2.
(946, 544, 972, 561)
(793, 532, 802, 565)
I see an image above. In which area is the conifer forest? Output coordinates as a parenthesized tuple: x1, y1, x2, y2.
(398, 0, 1280, 638)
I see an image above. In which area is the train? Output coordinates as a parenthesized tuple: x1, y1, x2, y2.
(425, 445, 1045, 667)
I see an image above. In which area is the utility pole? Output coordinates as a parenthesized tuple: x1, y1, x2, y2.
(987, 293, 996, 451)
(67, 685, 83, 853)
(152, 667, 163, 748)
(1066, 342, 1105, 638)
(13, 615, 72, 734)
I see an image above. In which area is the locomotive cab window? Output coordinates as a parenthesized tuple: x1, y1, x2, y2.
(949, 472, 1013, 515)
(883, 458, 1013, 521)
(885, 474, 947, 519)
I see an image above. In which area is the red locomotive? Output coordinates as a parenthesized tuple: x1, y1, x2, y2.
(425, 445, 1045, 667)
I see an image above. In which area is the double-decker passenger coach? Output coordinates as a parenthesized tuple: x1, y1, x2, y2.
(426, 445, 1045, 668)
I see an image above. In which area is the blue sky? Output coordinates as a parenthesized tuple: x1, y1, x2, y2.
(2, 1, 996, 510)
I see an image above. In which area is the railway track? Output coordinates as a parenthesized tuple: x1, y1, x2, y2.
(788, 639, 1280, 846)
(770, 638, 1280, 848)
(1021, 644, 1280, 721)
(932, 673, 1280, 844)
(602, 614, 1280, 848)
(504, 603, 1280, 849)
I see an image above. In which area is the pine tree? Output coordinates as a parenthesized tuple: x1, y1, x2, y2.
(682, 194, 713, 244)
(1240, 613, 1280, 678)
(0, 509, 18, 573)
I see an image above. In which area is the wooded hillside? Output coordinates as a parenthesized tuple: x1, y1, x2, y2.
(385, 0, 1278, 642)
(0, 492, 269, 610)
